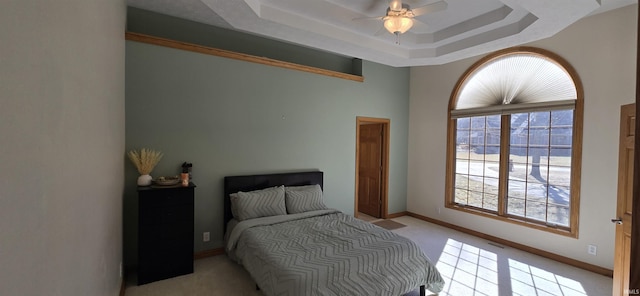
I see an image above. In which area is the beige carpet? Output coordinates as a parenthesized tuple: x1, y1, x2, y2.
(124, 255, 261, 296)
(124, 216, 612, 296)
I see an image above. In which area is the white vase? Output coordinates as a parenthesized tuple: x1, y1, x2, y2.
(137, 174, 152, 186)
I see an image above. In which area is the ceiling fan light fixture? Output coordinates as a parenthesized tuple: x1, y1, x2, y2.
(390, 0, 403, 11)
(383, 16, 413, 34)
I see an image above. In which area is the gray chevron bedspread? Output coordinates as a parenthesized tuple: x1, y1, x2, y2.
(226, 209, 445, 296)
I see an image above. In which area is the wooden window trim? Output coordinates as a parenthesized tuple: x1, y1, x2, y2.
(445, 47, 584, 238)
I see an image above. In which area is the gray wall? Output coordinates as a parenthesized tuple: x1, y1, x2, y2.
(0, 0, 126, 295)
(124, 40, 409, 265)
(408, 5, 637, 269)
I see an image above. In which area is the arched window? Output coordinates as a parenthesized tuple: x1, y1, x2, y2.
(445, 47, 583, 237)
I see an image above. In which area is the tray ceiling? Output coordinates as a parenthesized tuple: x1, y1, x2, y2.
(127, 0, 636, 67)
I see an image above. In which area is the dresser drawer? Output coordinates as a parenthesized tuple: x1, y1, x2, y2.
(139, 209, 194, 243)
(139, 187, 194, 208)
(139, 204, 193, 228)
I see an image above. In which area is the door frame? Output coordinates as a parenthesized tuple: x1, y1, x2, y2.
(355, 116, 390, 219)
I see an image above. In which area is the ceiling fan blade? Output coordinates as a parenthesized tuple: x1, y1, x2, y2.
(365, 0, 381, 13)
(352, 16, 385, 21)
(374, 25, 389, 36)
(410, 18, 429, 31)
(411, 0, 447, 16)
(389, 0, 403, 11)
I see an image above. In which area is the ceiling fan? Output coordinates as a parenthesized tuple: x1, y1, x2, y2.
(356, 0, 448, 44)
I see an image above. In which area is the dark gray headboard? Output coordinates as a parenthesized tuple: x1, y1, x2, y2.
(223, 171, 323, 233)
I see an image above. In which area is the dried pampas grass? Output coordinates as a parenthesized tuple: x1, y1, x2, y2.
(127, 148, 163, 175)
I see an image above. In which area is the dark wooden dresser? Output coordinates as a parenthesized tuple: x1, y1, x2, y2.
(137, 183, 195, 285)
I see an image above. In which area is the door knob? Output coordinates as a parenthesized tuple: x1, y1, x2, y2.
(611, 218, 623, 225)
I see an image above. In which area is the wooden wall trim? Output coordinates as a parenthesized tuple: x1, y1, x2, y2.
(405, 211, 614, 277)
(125, 32, 364, 83)
(194, 248, 225, 260)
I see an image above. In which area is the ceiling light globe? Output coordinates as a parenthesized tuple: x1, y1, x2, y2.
(384, 16, 414, 34)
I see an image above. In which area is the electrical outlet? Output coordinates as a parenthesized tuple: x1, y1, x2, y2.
(203, 232, 210, 242)
(587, 244, 597, 256)
(437, 207, 441, 214)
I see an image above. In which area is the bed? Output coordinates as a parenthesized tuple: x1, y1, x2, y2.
(223, 171, 444, 296)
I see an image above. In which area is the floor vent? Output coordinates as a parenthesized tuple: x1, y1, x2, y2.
(488, 242, 505, 249)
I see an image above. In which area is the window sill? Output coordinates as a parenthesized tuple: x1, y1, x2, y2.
(445, 203, 578, 238)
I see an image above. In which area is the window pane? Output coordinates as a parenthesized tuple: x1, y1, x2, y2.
(547, 165, 570, 187)
(508, 180, 526, 198)
(467, 176, 483, 194)
(471, 130, 485, 151)
(470, 116, 486, 160)
(527, 166, 546, 184)
(527, 147, 548, 173)
(526, 182, 547, 202)
(484, 177, 499, 195)
(487, 115, 501, 126)
(504, 109, 575, 226)
(457, 118, 471, 159)
(528, 112, 550, 186)
(510, 113, 529, 163)
(485, 115, 501, 155)
(550, 148, 571, 168)
(508, 162, 529, 180)
(551, 110, 573, 126)
(470, 149, 485, 160)
(487, 129, 500, 145)
(507, 197, 525, 217)
(550, 127, 572, 148)
(529, 129, 549, 148)
(547, 205, 570, 227)
(469, 191, 483, 208)
(471, 117, 485, 129)
(457, 117, 471, 129)
(549, 186, 570, 206)
(469, 160, 485, 177)
(525, 201, 547, 221)
(484, 194, 498, 211)
(455, 188, 469, 204)
(452, 115, 500, 213)
(455, 174, 469, 189)
(456, 159, 469, 175)
(529, 111, 550, 127)
(457, 147, 470, 160)
(484, 161, 500, 177)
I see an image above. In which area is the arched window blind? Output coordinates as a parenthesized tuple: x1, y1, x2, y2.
(451, 53, 577, 118)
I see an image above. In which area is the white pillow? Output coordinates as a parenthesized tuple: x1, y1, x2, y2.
(230, 186, 286, 221)
(285, 184, 327, 214)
